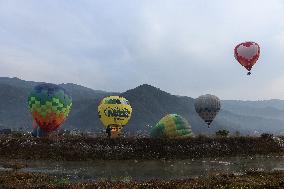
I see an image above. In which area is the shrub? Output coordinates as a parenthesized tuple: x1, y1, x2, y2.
(260, 133, 273, 139)
(216, 130, 229, 137)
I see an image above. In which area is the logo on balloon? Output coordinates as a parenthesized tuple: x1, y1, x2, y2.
(104, 107, 130, 120)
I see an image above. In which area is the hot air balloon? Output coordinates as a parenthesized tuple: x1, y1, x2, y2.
(150, 114, 193, 138)
(234, 41, 260, 75)
(194, 94, 221, 128)
(28, 83, 72, 133)
(98, 96, 132, 136)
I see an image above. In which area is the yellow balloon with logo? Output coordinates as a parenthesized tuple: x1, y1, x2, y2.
(98, 96, 132, 136)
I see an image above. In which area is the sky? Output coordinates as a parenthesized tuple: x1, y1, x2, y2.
(0, 0, 284, 100)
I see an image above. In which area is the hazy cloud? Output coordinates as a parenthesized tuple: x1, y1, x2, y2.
(0, 0, 284, 99)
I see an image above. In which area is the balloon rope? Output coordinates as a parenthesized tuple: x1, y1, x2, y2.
(32, 120, 38, 129)
(55, 130, 59, 171)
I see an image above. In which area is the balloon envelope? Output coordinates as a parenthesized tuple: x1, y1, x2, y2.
(150, 114, 193, 138)
(234, 41, 260, 72)
(98, 96, 132, 134)
(194, 94, 221, 127)
(28, 83, 72, 132)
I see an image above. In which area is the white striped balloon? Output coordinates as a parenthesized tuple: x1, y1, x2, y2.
(194, 94, 221, 128)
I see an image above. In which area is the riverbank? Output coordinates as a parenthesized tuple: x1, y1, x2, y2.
(1, 170, 284, 189)
(0, 135, 283, 160)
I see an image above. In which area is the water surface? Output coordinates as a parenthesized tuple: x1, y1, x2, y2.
(7, 155, 284, 181)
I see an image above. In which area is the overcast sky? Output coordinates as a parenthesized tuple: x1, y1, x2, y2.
(0, 0, 284, 100)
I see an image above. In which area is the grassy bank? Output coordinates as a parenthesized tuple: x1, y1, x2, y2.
(0, 135, 282, 160)
(1, 171, 284, 189)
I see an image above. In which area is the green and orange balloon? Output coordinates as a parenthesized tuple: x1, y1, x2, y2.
(28, 83, 72, 133)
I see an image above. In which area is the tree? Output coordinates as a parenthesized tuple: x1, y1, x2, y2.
(260, 133, 273, 140)
(216, 129, 229, 137)
(235, 131, 240, 137)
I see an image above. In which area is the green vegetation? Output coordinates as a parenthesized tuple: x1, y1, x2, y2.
(216, 129, 230, 137)
(261, 133, 274, 139)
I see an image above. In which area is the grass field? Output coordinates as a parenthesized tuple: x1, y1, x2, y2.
(0, 134, 282, 160)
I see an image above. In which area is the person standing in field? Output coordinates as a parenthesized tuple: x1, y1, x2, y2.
(106, 125, 112, 138)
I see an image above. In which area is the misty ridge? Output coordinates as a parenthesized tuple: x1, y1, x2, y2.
(0, 76, 284, 135)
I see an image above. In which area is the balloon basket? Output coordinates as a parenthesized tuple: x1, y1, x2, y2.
(111, 131, 119, 138)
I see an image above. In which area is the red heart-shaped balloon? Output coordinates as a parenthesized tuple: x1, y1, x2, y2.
(234, 42, 260, 71)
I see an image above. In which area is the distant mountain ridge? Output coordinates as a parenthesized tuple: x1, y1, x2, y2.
(0, 77, 284, 135)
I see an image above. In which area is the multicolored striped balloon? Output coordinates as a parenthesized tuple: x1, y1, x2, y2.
(150, 114, 193, 138)
(28, 83, 72, 132)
